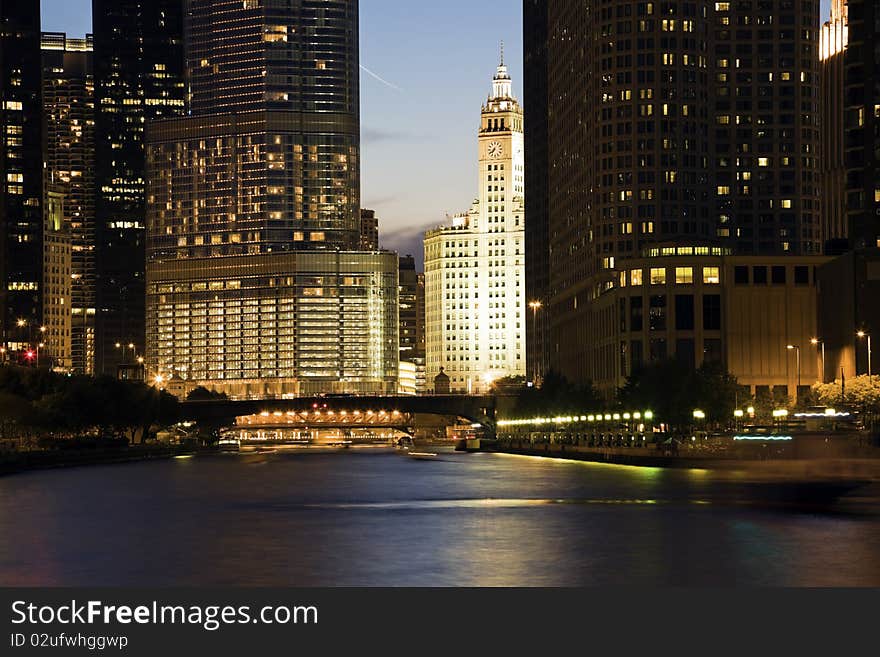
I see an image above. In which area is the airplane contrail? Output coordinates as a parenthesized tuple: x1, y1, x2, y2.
(360, 64, 403, 92)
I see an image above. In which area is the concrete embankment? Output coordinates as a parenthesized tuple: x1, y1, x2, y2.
(480, 442, 880, 479)
(481, 442, 734, 469)
(0, 445, 198, 476)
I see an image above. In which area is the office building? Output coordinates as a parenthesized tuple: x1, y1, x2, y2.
(844, 0, 880, 249)
(540, 1, 822, 386)
(817, 248, 880, 381)
(712, 0, 821, 256)
(146, 0, 398, 397)
(425, 57, 526, 394)
(42, 32, 96, 374)
(820, 1, 849, 249)
(92, 0, 186, 375)
(594, 246, 829, 402)
(1, 2, 43, 357)
(360, 209, 379, 251)
(523, 0, 550, 385)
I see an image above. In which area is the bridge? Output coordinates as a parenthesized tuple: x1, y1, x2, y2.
(179, 395, 498, 440)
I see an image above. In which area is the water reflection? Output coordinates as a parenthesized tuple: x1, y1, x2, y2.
(0, 450, 878, 586)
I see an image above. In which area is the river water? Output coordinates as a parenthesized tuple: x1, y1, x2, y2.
(2, 448, 879, 586)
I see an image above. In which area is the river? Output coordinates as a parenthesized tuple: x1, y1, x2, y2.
(2, 448, 879, 586)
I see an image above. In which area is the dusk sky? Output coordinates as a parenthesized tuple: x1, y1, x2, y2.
(41, 0, 524, 265)
(41, 0, 832, 265)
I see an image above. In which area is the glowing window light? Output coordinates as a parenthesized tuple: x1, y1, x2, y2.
(734, 435, 793, 441)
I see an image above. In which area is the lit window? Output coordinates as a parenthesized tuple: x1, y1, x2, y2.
(675, 267, 694, 284)
(650, 268, 666, 285)
(631, 270, 643, 286)
(703, 267, 720, 284)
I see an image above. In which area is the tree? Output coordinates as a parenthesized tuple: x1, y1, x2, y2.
(187, 386, 228, 402)
(619, 360, 740, 429)
(813, 375, 880, 417)
(507, 370, 602, 416)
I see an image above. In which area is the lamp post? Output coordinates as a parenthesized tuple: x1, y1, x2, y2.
(857, 331, 872, 376)
(811, 338, 825, 383)
(787, 345, 801, 405)
(529, 300, 543, 386)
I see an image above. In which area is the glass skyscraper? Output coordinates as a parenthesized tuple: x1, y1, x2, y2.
(146, 0, 398, 398)
(92, 0, 187, 375)
(1, 1, 43, 357)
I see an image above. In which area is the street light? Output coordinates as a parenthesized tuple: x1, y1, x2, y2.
(528, 300, 543, 385)
(811, 338, 825, 383)
(787, 345, 801, 402)
(857, 331, 872, 376)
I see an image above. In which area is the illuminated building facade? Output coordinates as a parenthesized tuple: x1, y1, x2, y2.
(540, 0, 822, 386)
(146, 0, 397, 398)
(185, 0, 360, 248)
(398, 255, 426, 394)
(425, 57, 526, 394)
(360, 209, 379, 251)
(42, 32, 96, 374)
(844, 0, 880, 249)
(820, 1, 849, 248)
(593, 246, 829, 402)
(147, 251, 398, 399)
(1, 1, 43, 357)
(42, 191, 72, 371)
(712, 0, 821, 256)
(92, 0, 186, 375)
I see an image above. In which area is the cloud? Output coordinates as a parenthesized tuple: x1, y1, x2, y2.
(362, 128, 410, 144)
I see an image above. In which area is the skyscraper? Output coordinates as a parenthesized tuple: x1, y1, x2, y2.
(820, 1, 849, 249)
(92, 0, 186, 375)
(523, 0, 550, 385)
(540, 0, 822, 386)
(546, 0, 717, 382)
(360, 209, 380, 251)
(1, 1, 43, 359)
(425, 57, 526, 394)
(42, 32, 96, 374)
(713, 1, 821, 256)
(146, 0, 398, 398)
(844, 0, 880, 249)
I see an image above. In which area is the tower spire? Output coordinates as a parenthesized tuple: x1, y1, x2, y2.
(500, 40, 504, 66)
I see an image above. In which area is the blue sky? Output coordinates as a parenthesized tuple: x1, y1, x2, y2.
(41, 0, 833, 264)
(41, 0, 524, 263)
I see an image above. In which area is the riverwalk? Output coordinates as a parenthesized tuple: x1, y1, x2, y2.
(0, 445, 197, 476)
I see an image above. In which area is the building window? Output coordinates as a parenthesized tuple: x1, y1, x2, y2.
(676, 339, 695, 368)
(703, 267, 720, 284)
(703, 294, 721, 331)
(675, 267, 694, 284)
(649, 295, 667, 331)
(631, 269, 643, 286)
(631, 296, 644, 332)
(650, 338, 667, 361)
(753, 266, 768, 284)
(675, 295, 695, 330)
(703, 338, 722, 363)
(794, 266, 809, 285)
(631, 340, 644, 370)
(771, 266, 786, 284)
(734, 266, 749, 285)
(650, 268, 666, 285)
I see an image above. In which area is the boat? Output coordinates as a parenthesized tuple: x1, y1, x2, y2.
(407, 451, 440, 461)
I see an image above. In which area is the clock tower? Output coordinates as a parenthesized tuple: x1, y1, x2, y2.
(477, 48, 525, 235)
(424, 49, 527, 393)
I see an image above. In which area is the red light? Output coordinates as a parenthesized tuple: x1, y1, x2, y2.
(24, 351, 35, 360)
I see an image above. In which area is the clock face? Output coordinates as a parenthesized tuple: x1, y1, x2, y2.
(487, 141, 503, 159)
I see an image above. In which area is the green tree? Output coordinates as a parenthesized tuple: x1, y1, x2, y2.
(813, 375, 880, 417)
(619, 360, 740, 429)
